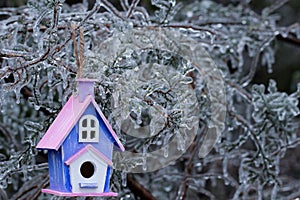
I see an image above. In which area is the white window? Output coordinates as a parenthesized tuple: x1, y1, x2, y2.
(79, 115, 99, 142)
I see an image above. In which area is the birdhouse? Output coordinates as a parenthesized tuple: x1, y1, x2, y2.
(36, 78, 125, 197)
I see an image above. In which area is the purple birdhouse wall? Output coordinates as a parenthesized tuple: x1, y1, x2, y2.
(36, 79, 125, 197)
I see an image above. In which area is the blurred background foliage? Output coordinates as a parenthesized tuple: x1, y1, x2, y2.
(1, 0, 300, 93)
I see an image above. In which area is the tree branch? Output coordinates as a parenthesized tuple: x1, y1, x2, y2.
(126, 0, 140, 18)
(271, 138, 300, 156)
(176, 126, 206, 200)
(127, 175, 157, 200)
(10, 174, 49, 200)
(277, 33, 300, 48)
(262, 0, 290, 16)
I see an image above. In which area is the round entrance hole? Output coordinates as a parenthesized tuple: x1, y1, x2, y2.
(80, 161, 95, 178)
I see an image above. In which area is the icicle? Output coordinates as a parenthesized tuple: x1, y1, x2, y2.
(233, 185, 245, 200)
(0, 179, 7, 189)
(34, 104, 41, 111)
(121, 171, 127, 187)
(223, 156, 229, 185)
(211, 177, 217, 187)
(136, 112, 142, 125)
(47, 68, 53, 86)
(24, 121, 43, 132)
(0, 87, 7, 113)
(292, 25, 300, 38)
(22, 166, 28, 182)
(32, 8, 52, 41)
(47, 87, 53, 102)
(237, 37, 247, 68)
(195, 162, 202, 172)
(142, 159, 147, 171)
(6, 176, 12, 184)
(210, 34, 216, 45)
(280, 29, 288, 38)
(271, 184, 278, 199)
(142, 145, 148, 171)
(176, 131, 185, 152)
(14, 88, 21, 104)
(257, 184, 263, 200)
(163, 146, 168, 158)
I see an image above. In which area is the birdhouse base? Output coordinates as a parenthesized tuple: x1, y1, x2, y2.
(41, 189, 118, 196)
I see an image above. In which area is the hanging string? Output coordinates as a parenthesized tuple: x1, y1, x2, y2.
(71, 23, 85, 78)
(79, 27, 84, 78)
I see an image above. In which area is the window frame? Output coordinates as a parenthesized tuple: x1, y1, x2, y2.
(79, 114, 99, 143)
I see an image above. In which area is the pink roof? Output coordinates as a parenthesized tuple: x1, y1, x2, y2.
(36, 95, 125, 151)
(65, 144, 113, 166)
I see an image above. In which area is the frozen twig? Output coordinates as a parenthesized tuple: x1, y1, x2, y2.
(140, 24, 219, 36)
(127, 0, 141, 18)
(271, 138, 300, 156)
(241, 36, 275, 87)
(228, 110, 270, 172)
(10, 174, 49, 200)
(262, 0, 290, 16)
(127, 175, 157, 200)
(277, 33, 300, 47)
(225, 79, 252, 101)
(0, 49, 31, 58)
(97, 0, 126, 20)
(176, 126, 206, 200)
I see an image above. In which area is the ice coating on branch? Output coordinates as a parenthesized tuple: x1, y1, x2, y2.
(252, 79, 299, 123)
(86, 28, 226, 173)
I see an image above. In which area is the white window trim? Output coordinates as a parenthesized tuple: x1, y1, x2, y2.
(79, 114, 99, 143)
